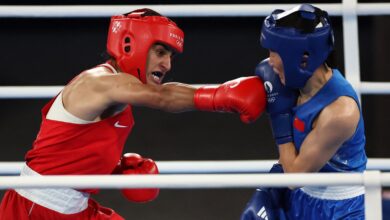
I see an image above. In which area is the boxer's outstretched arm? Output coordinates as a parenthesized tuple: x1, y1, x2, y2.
(110, 79, 197, 113)
(97, 72, 266, 122)
(64, 69, 266, 122)
(77, 72, 196, 112)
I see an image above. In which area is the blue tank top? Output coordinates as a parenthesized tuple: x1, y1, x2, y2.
(291, 69, 367, 172)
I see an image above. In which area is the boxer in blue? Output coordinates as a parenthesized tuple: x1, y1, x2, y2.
(241, 4, 366, 220)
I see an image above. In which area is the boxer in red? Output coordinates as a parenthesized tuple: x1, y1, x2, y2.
(0, 8, 266, 220)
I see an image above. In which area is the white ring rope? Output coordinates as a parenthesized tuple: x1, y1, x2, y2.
(0, 171, 385, 189)
(1, 81, 390, 99)
(0, 171, 384, 219)
(360, 82, 390, 95)
(0, 86, 63, 99)
(0, 3, 389, 18)
(0, 171, 385, 218)
(1, 159, 390, 175)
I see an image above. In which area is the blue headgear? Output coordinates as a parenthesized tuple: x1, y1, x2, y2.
(260, 4, 334, 88)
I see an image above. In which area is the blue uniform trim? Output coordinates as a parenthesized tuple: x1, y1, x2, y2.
(286, 189, 364, 220)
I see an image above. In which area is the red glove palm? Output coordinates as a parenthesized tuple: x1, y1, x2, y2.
(120, 153, 159, 203)
(194, 76, 266, 123)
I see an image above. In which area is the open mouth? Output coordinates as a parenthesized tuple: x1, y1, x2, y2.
(151, 71, 164, 84)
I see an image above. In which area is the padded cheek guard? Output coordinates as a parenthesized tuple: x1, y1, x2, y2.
(106, 10, 184, 84)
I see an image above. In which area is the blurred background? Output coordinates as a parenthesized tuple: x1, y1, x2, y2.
(0, 0, 389, 219)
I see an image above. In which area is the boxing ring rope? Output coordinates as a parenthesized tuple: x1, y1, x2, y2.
(0, 171, 385, 219)
(0, 172, 383, 189)
(0, 3, 390, 17)
(1, 158, 390, 175)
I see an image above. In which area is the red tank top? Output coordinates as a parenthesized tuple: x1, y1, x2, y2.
(25, 65, 134, 193)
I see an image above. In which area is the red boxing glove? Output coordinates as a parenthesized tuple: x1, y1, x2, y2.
(193, 76, 266, 123)
(120, 153, 159, 203)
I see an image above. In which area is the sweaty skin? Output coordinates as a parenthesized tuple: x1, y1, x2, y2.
(62, 44, 197, 122)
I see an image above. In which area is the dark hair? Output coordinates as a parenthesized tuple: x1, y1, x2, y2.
(325, 50, 338, 69)
(275, 7, 330, 34)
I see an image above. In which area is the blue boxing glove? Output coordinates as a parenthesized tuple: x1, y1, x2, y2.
(255, 58, 298, 145)
(240, 164, 290, 220)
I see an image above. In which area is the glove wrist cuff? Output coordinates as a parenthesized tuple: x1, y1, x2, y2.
(111, 162, 123, 174)
(269, 113, 293, 145)
(194, 87, 217, 111)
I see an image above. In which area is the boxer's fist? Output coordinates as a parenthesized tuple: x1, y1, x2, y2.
(255, 58, 298, 144)
(120, 153, 159, 203)
(240, 164, 290, 220)
(194, 76, 266, 123)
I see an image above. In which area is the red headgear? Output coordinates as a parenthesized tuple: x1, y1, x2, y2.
(106, 9, 184, 83)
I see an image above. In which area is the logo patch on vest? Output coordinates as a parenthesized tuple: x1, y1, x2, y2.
(293, 117, 305, 132)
